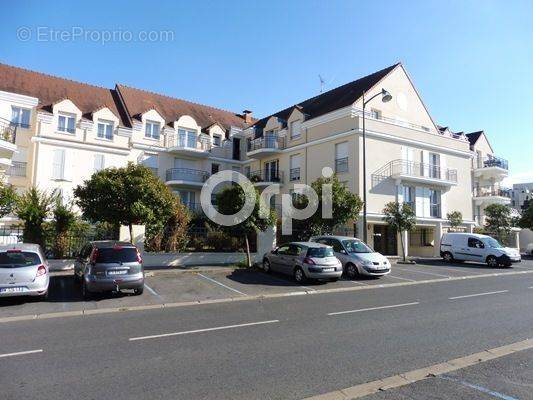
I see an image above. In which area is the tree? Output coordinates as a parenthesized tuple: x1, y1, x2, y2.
(382, 202, 416, 262)
(447, 211, 463, 231)
(74, 163, 176, 242)
(150, 198, 191, 252)
(215, 184, 276, 267)
(0, 182, 18, 218)
(16, 187, 56, 247)
(52, 198, 77, 258)
(484, 203, 512, 240)
(293, 175, 363, 237)
(518, 201, 533, 231)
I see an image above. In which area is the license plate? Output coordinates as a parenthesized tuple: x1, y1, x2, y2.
(108, 270, 127, 275)
(322, 268, 335, 272)
(1, 287, 24, 293)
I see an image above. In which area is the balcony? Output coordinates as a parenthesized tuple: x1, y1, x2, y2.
(247, 135, 285, 158)
(165, 168, 209, 188)
(473, 185, 511, 205)
(0, 118, 17, 170)
(473, 156, 508, 180)
(375, 159, 458, 187)
(6, 161, 26, 177)
(166, 133, 212, 157)
(246, 169, 284, 186)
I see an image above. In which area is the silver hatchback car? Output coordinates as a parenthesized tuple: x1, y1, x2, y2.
(74, 241, 144, 298)
(0, 243, 49, 299)
(262, 242, 343, 283)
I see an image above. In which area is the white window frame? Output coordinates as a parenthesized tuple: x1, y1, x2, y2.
(57, 112, 76, 134)
(94, 154, 105, 172)
(145, 120, 161, 140)
(97, 119, 114, 140)
(52, 149, 66, 180)
(212, 134, 222, 146)
(290, 120, 301, 139)
(11, 106, 31, 128)
(177, 128, 197, 148)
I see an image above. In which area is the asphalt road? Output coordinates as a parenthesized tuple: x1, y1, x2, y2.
(1, 272, 532, 400)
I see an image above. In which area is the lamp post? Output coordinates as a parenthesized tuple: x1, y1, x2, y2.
(361, 88, 392, 243)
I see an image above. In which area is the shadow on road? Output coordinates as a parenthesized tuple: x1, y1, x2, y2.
(410, 258, 518, 271)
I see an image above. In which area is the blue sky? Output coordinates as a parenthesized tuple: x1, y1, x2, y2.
(2, 0, 532, 183)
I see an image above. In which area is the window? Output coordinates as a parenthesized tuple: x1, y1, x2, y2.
(402, 186, 415, 212)
(58, 113, 76, 134)
(429, 189, 441, 217)
(177, 128, 197, 148)
(370, 109, 381, 119)
(145, 121, 161, 139)
(306, 247, 334, 258)
(468, 237, 484, 249)
(11, 106, 31, 128)
(94, 154, 105, 172)
(290, 120, 301, 139)
(52, 149, 66, 180)
(213, 135, 222, 146)
(335, 142, 349, 173)
(141, 154, 158, 175)
(211, 163, 220, 174)
(329, 239, 344, 253)
(97, 120, 114, 140)
(429, 153, 440, 179)
(264, 160, 279, 181)
(290, 154, 301, 181)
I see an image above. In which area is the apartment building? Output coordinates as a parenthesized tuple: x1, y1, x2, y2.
(0, 62, 511, 256)
(463, 130, 510, 225)
(510, 182, 533, 211)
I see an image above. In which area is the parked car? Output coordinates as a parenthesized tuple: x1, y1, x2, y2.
(74, 241, 144, 298)
(262, 242, 342, 283)
(0, 243, 49, 299)
(526, 243, 533, 256)
(440, 233, 521, 267)
(310, 236, 391, 278)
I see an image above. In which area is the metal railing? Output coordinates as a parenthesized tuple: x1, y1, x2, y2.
(165, 168, 209, 183)
(182, 202, 204, 214)
(166, 133, 212, 151)
(247, 169, 284, 183)
(473, 185, 511, 198)
(6, 161, 26, 177)
(335, 157, 349, 173)
(376, 159, 458, 183)
(475, 156, 508, 170)
(290, 167, 301, 181)
(247, 135, 285, 152)
(353, 108, 433, 133)
(0, 117, 17, 144)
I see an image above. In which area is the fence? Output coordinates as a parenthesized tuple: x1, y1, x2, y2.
(184, 226, 257, 252)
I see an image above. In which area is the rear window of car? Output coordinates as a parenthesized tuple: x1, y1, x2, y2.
(0, 251, 41, 268)
(96, 247, 138, 263)
(306, 247, 334, 258)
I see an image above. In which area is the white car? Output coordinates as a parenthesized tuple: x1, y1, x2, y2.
(440, 232, 521, 267)
(311, 236, 391, 278)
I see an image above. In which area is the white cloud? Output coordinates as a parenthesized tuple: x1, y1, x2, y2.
(501, 171, 533, 187)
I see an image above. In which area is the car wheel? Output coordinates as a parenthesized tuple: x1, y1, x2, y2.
(294, 267, 306, 283)
(133, 287, 144, 296)
(442, 252, 454, 263)
(345, 263, 359, 279)
(486, 255, 498, 268)
(263, 259, 271, 273)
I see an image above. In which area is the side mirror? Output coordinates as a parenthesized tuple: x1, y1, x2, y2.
(272, 247, 279, 254)
(340, 249, 347, 255)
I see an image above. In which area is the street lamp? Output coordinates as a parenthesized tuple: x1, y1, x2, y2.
(361, 88, 392, 243)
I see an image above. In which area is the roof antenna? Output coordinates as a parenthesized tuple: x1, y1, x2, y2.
(318, 74, 325, 93)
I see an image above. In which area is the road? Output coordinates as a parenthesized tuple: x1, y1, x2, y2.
(1, 269, 532, 399)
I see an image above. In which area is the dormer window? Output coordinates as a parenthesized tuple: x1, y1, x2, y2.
(58, 113, 76, 134)
(290, 120, 301, 139)
(145, 120, 161, 139)
(97, 119, 114, 140)
(11, 106, 31, 128)
(213, 134, 222, 146)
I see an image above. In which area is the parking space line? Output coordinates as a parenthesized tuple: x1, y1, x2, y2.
(394, 267, 451, 278)
(129, 320, 279, 341)
(449, 290, 508, 300)
(425, 265, 484, 275)
(346, 279, 368, 285)
(197, 273, 248, 296)
(0, 349, 43, 359)
(387, 275, 416, 282)
(144, 284, 163, 300)
(438, 375, 518, 400)
(262, 273, 316, 291)
(328, 302, 419, 316)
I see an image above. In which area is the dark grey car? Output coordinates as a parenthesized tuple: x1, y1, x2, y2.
(74, 241, 144, 298)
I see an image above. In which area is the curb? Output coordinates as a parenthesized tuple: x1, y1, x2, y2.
(1, 269, 532, 324)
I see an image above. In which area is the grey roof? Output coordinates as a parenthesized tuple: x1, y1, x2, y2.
(90, 240, 136, 248)
(0, 243, 42, 251)
(465, 131, 484, 146)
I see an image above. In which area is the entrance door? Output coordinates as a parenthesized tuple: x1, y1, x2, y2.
(373, 225, 398, 255)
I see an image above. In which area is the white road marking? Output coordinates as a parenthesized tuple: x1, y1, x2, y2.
(422, 264, 484, 275)
(395, 266, 451, 278)
(438, 375, 518, 400)
(0, 349, 43, 359)
(129, 320, 279, 341)
(346, 280, 368, 285)
(387, 274, 416, 282)
(328, 302, 420, 316)
(265, 273, 315, 291)
(197, 273, 247, 296)
(449, 290, 509, 300)
(144, 284, 162, 300)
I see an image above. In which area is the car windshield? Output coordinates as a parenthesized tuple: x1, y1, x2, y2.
(485, 238, 504, 248)
(0, 251, 41, 268)
(306, 247, 334, 258)
(96, 247, 138, 263)
(342, 240, 373, 253)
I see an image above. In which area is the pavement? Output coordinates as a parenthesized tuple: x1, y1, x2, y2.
(0, 258, 532, 399)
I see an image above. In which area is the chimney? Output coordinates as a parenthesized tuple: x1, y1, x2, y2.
(242, 110, 253, 124)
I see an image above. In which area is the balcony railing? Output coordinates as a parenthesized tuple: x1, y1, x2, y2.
(473, 185, 511, 198)
(6, 161, 26, 177)
(0, 117, 17, 144)
(247, 169, 284, 184)
(182, 202, 204, 214)
(335, 157, 349, 173)
(290, 167, 301, 181)
(378, 159, 458, 183)
(475, 156, 508, 170)
(247, 135, 285, 152)
(165, 168, 209, 183)
(166, 133, 212, 151)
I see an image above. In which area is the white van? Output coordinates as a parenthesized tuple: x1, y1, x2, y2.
(440, 233, 521, 267)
